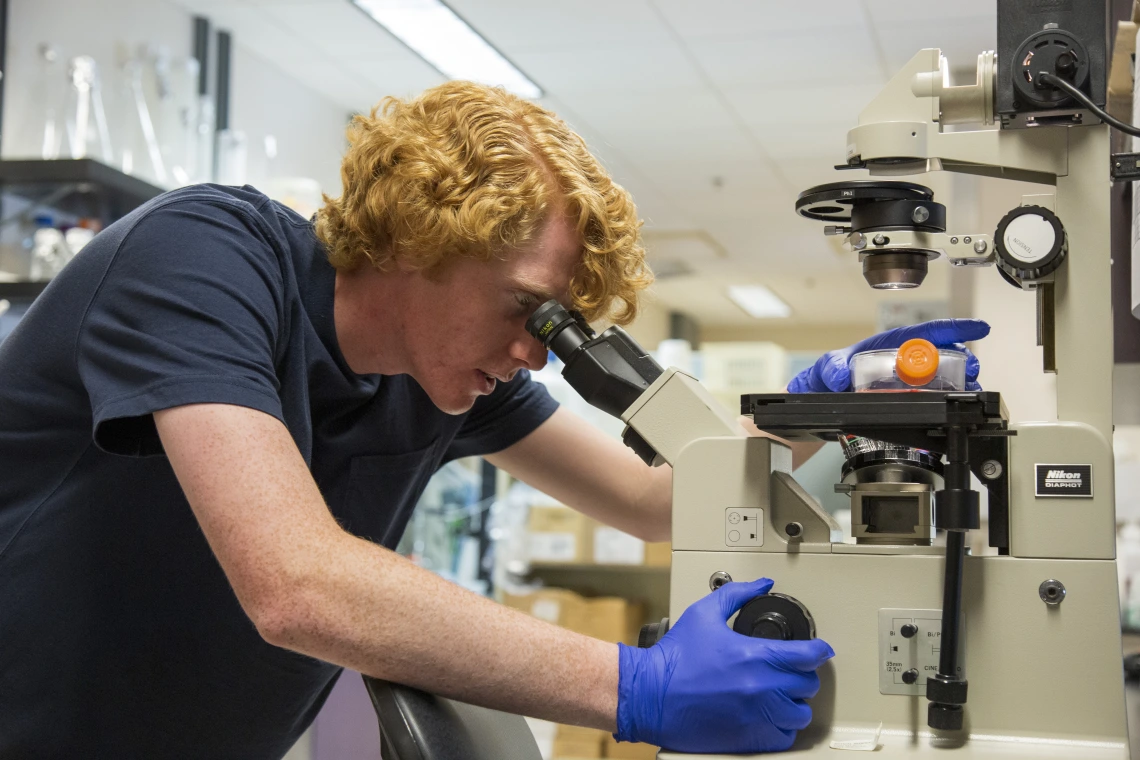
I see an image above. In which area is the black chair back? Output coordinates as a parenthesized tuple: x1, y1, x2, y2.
(363, 677, 544, 760)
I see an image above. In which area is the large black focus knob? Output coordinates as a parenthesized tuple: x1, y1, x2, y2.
(994, 205, 1067, 285)
(638, 618, 670, 648)
(732, 593, 816, 641)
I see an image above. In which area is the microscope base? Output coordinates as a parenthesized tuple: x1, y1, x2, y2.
(663, 550, 1129, 758)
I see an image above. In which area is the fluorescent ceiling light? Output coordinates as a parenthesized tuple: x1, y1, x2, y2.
(727, 285, 792, 319)
(352, 0, 543, 99)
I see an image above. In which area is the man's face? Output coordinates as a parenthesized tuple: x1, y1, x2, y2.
(400, 213, 581, 414)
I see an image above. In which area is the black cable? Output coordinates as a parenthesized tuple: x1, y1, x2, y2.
(1037, 72, 1140, 138)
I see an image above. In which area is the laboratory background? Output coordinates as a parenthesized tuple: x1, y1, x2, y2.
(2, 0, 1139, 758)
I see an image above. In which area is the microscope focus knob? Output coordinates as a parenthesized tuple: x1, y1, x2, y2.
(994, 205, 1067, 285)
(732, 593, 816, 641)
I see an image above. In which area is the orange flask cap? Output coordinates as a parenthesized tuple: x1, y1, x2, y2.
(895, 339, 940, 387)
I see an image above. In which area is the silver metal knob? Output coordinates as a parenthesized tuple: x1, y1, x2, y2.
(709, 571, 733, 591)
(1039, 579, 1066, 606)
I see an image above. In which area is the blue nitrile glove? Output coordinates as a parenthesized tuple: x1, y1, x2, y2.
(615, 578, 834, 754)
(787, 319, 991, 393)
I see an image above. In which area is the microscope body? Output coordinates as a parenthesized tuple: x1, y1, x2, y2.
(611, 365, 1125, 757)
(530, 0, 1127, 752)
(652, 22, 1126, 760)
(656, 418, 1125, 758)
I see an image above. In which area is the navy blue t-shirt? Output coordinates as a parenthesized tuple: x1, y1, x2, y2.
(0, 184, 557, 759)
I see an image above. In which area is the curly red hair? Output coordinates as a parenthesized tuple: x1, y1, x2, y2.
(314, 81, 651, 323)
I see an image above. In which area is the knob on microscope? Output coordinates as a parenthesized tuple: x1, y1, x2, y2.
(994, 205, 1068, 286)
(732, 593, 816, 641)
(795, 180, 945, 290)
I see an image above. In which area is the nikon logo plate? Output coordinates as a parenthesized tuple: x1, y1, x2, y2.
(1035, 464, 1092, 498)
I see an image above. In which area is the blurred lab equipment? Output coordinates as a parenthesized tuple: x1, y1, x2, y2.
(64, 56, 112, 163)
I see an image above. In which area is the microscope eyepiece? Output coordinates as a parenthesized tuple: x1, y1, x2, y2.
(524, 300, 595, 362)
(522, 299, 663, 428)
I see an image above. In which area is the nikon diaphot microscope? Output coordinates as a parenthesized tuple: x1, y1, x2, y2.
(527, 0, 1128, 756)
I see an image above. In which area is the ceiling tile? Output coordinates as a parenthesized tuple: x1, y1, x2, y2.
(864, 0, 995, 26)
(600, 125, 761, 170)
(552, 88, 737, 137)
(725, 82, 886, 126)
(509, 45, 704, 96)
(340, 57, 446, 103)
(875, 19, 997, 75)
(653, 0, 866, 39)
(267, 3, 414, 58)
(750, 120, 852, 162)
(445, 0, 674, 51)
(686, 29, 885, 90)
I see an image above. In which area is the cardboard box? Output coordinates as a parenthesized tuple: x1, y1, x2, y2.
(528, 505, 595, 564)
(644, 542, 671, 567)
(557, 725, 608, 741)
(585, 597, 645, 645)
(501, 588, 589, 634)
(553, 740, 602, 759)
(605, 736, 658, 759)
(554, 724, 606, 759)
(593, 526, 645, 564)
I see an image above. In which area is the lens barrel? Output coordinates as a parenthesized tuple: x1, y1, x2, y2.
(525, 301, 593, 361)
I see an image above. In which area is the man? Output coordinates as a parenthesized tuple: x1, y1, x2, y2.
(0, 81, 983, 758)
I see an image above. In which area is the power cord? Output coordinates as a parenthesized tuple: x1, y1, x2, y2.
(1037, 71, 1140, 138)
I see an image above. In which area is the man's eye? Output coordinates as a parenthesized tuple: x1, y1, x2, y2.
(515, 293, 538, 311)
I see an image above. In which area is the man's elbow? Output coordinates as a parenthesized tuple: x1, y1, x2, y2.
(240, 566, 327, 649)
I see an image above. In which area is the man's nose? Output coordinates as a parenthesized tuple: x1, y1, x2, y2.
(510, 334, 548, 371)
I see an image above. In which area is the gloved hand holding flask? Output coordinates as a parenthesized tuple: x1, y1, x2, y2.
(614, 578, 834, 753)
(787, 319, 990, 393)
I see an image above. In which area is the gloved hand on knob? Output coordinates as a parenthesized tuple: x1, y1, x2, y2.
(787, 319, 991, 393)
(614, 578, 834, 754)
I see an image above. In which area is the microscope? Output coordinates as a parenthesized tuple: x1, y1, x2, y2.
(527, 0, 1127, 755)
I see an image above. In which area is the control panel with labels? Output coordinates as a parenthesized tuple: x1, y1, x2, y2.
(877, 609, 962, 696)
(725, 507, 763, 546)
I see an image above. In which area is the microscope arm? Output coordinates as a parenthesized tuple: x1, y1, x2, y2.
(525, 301, 748, 468)
(846, 48, 1068, 181)
(619, 368, 747, 467)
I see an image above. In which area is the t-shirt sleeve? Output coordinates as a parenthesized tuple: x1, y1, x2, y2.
(77, 199, 287, 456)
(443, 369, 559, 462)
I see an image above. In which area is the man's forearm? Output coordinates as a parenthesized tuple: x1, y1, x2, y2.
(272, 533, 620, 729)
(487, 407, 672, 542)
(156, 403, 619, 730)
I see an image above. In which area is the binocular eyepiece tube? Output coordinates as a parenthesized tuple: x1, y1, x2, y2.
(524, 300, 596, 362)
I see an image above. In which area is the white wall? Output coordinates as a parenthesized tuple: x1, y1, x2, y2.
(228, 43, 346, 198)
(3, 0, 347, 198)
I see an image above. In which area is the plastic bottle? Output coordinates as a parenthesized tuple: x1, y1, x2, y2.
(1118, 522, 1140, 628)
(28, 215, 62, 281)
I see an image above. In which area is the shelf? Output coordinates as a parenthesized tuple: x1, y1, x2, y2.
(528, 562, 670, 574)
(0, 159, 164, 222)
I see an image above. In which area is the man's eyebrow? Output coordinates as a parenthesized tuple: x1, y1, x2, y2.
(510, 278, 559, 304)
